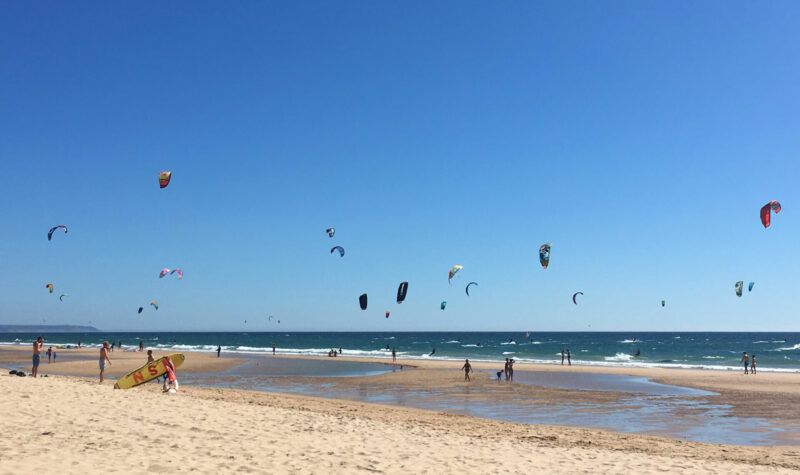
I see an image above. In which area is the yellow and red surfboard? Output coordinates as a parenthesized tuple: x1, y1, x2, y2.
(114, 353, 185, 389)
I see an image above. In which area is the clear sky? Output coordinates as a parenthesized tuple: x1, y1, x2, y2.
(1, 2, 798, 332)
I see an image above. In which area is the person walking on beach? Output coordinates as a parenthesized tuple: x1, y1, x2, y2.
(272, 343, 276, 355)
(566, 348, 572, 366)
(31, 337, 44, 377)
(110, 342, 114, 352)
(392, 347, 397, 363)
(53, 350, 57, 362)
(147, 350, 154, 363)
(741, 352, 749, 374)
(47, 346, 52, 363)
(99, 341, 112, 383)
(751, 354, 757, 374)
(217, 345, 221, 358)
(139, 341, 144, 352)
(561, 349, 565, 365)
(461, 359, 473, 382)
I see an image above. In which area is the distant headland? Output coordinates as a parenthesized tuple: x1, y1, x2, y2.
(0, 325, 100, 333)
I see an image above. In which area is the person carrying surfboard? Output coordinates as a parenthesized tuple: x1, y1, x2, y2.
(162, 356, 179, 393)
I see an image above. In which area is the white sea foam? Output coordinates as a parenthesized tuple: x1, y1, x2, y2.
(604, 352, 634, 362)
(502, 351, 515, 355)
(702, 356, 724, 359)
(444, 340, 461, 344)
(619, 339, 637, 343)
(500, 341, 516, 345)
(775, 343, 800, 352)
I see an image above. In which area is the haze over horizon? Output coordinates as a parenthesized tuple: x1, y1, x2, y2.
(1, 2, 798, 332)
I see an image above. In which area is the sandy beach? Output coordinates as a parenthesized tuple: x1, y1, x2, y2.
(2, 346, 800, 473)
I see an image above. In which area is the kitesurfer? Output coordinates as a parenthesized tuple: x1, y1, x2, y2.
(429, 348, 436, 357)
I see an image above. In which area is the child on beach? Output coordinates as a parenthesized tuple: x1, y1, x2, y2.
(147, 350, 155, 363)
(162, 356, 179, 393)
(496, 370, 503, 381)
(751, 354, 757, 374)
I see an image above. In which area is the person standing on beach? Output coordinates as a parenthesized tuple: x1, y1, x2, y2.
(561, 349, 565, 365)
(741, 352, 749, 374)
(508, 358, 514, 382)
(504, 358, 510, 381)
(99, 341, 112, 383)
(751, 354, 757, 374)
(461, 359, 473, 382)
(272, 344, 276, 355)
(392, 347, 396, 363)
(217, 345, 221, 358)
(31, 337, 44, 377)
(147, 350, 155, 363)
(47, 346, 52, 363)
(53, 350, 57, 362)
(567, 349, 571, 366)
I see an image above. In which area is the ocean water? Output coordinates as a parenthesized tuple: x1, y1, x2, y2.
(2, 331, 799, 372)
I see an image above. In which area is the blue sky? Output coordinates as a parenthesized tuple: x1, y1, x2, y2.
(1, 2, 798, 331)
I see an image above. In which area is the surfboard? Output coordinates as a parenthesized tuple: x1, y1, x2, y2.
(113, 353, 185, 389)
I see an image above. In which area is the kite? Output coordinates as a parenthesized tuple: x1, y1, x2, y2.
(440, 301, 447, 310)
(359, 293, 368, 310)
(448, 265, 463, 284)
(572, 292, 583, 305)
(760, 200, 781, 228)
(735, 281, 743, 297)
(59, 294, 68, 302)
(268, 315, 274, 321)
(150, 300, 159, 310)
(661, 300, 666, 307)
(159, 171, 172, 189)
(47, 225, 68, 241)
(539, 243, 551, 269)
(385, 311, 390, 319)
(748, 282, 755, 292)
(45, 283, 54, 294)
(465, 282, 478, 296)
(397, 281, 408, 304)
(330, 246, 345, 257)
(326, 228, 335, 238)
(160, 268, 183, 279)
(138, 307, 144, 314)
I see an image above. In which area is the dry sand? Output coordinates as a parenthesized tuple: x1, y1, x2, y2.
(2, 346, 800, 473)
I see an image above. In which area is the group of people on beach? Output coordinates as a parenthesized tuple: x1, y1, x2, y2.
(561, 348, 572, 365)
(328, 348, 343, 357)
(741, 352, 757, 374)
(497, 358, 515, 381)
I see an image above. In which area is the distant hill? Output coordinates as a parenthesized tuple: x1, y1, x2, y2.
(0, 325, 100, 333)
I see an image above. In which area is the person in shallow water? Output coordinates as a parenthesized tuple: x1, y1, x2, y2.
(741, 352, 749, 374)
(561, 348, 565, 365)
(566, 348, 571, 366)
(461, 359, 472, 382)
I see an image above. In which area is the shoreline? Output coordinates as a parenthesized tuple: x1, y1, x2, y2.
(1, 342, 796, 374)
